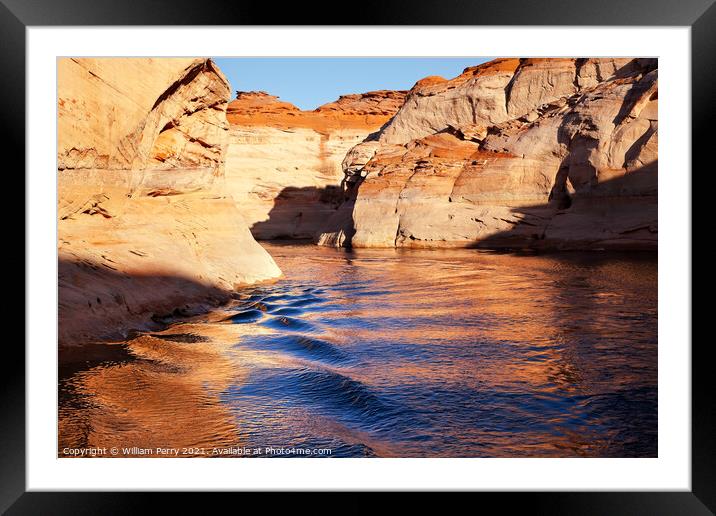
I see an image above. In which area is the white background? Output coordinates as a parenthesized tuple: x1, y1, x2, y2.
(27, 27, 690, 491)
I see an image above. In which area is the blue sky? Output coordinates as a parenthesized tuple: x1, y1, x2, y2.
(212, 58, 491, 111)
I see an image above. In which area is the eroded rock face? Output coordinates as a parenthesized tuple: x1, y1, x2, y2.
(378, 59, 521, 145)
(58, 58, 282, 346)
(318, 58, 657, 250)
(224, 89, 406, 239)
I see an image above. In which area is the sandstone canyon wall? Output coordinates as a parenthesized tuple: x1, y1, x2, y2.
(318, 58, 657, 250)
(224, 90, 406, 239)
(58, 58, 281, 346)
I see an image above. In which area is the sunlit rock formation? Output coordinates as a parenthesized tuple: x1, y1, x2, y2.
(318, 58, 657, 250)
(58, 58, 281, 346)
(224, 89, 406, 239)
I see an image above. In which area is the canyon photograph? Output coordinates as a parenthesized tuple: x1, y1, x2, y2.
(58, 57, 658, 458)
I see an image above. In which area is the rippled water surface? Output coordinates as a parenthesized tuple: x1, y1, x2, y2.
(59, 243, 657, 457)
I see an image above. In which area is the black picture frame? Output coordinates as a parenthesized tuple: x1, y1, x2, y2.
(6, 0, 710, 511)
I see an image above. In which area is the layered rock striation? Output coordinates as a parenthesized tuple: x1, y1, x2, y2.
(318, 58, 657, 250)
(224, 90, 406, 239)
(58, 58, 281, 346)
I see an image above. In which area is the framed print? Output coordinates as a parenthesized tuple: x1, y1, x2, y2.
(7, 0, 712, 510)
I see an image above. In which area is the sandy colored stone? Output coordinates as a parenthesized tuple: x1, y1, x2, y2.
(376, 58, 643, 147)
(58, 58, 281, 346)
(319, 58, 657, 250)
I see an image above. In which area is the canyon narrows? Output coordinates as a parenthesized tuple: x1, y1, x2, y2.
(58, 57, 657, 346)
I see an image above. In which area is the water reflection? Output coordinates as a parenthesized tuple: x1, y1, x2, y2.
(59, 244, 657, 457)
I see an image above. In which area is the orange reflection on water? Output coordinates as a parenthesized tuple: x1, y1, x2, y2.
(59, 321, 255, 456)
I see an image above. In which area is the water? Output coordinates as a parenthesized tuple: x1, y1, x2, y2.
(59, 243, 657, 457)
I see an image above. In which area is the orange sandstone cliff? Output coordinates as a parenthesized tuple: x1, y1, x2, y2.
(318, 58, 657, 250)
(58, 58, 281, 346)
(224, 89, 406, 239)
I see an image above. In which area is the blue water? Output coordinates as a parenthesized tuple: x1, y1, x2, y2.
(58, 243, 657, 457)
(217, 244, 657, 457)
